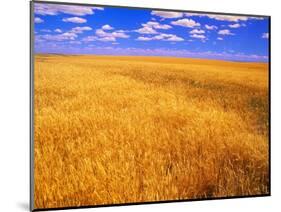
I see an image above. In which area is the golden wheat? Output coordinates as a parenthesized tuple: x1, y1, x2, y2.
(34, 54, 269, 209)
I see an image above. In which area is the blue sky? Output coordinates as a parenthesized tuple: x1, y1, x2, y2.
(34, 3, 269, 62)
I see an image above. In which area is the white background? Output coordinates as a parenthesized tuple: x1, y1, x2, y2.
(0, 0, 280, 211)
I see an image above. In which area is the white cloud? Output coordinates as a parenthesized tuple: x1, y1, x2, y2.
(39, 32, 78, 41)
(98, 37, 116, 42)
(171, 18, 200, 28)
(95, 29, 129, 38)
(82, 36, 98, 42)
(102, 24, 114, 30)
(135, 26, 158, 34)
(83, 35, 122, 42)
(95, 29, 109, 37)
(218, 29, 234, 35)
(91, 7, 104, 11)
(85, 28, 130, 42)
(154, 33, 184, 41)
(262, 32, 269, 39)
(115, 30, 126, 33)
(190, 34, 206, 39)
(190, 29, 205, 34)
(38, 25, 92, 43)
(111, 31, 130, 38)
(135, 21, 172, 35)
(34, 3, 103, 16)
(70, 26, 92, 34)
(69, 41, 81, 44)
(41, 29, 51, 32)
(206, 15, 248, 22)
(54, 28, 62, 33)
(136, 36, 153, 41)
(136, 33, 184, 42)
(62, 17, 87, 23)
(205, 24, 217, 30)
(184, 12, 205, 17)
(153, 34, 171, 40)
(151, 10, 183, 19)
(34, 17, 44, 23)
(166, 35, 184, 41)
(142, 21, 172, 30)
(185, 12, 264, 22)
(38, 24, 94, 47)
(217, 37, 223, 40)
(251, 17, 265, 20)
(228, 23, 240, 28)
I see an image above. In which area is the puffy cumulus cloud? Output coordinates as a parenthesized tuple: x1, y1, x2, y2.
(154, 33, 184, 41)
(205, 24, 217, 30)
(95, 29, 109, 37)
(166, 35, 184, 41)
(38, 32, 78, 41)
(102, 24, 114, 30)
(91, 7, 104, 11)
(41, 29, 51, 32)
(109, 31, 129, 38)
(135, 21, 172, 35)
(98, 37, 116, 42)
(62, 17, 87, 23)
(54, 28, 62, 33)
(185, 12, 264, 22)
(38, 26, 91, 43)
(171, 18, 200, 28)
(151, 10, 183, 19)
(136, 33, 184, 42)
(135, 26, 158, 34)
(136, 36, 153, 41)
(69, 41, 81, 44)
(189, 29, 205, 34)
(34, 3, 103, 16)
(228, 23, 240, 28)
(115, 30, 126, 33)
(218, 29, 234, 35)
(205, 15, 248, 22)
(262, 32, 269, 39)
(190, 34, 206, 39)
(70, 26, 92, 34)
(82, 36, 98, 42)
(82, 35, 116, 42)
(142, 21, 172, 30)
(83, 28, 130, 42)
(184, 12, 206, 18)
(248, 17, 265, 21)
(34, 17, 44, 23)
(95, 29, 129, 38)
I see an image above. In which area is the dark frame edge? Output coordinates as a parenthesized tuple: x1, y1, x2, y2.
(32, 194, 270, 211)
(268, 16, 271, 196)
(30, 1, 35, 211)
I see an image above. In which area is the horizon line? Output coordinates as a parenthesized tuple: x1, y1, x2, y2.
(34, 53, 269, 63)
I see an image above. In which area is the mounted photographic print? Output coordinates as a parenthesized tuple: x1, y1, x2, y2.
(30, 0, 270, 211)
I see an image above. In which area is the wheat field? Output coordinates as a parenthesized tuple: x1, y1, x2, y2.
(34, 54, 269, 209)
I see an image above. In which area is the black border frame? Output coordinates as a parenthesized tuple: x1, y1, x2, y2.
(30, 0, 271, 211)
